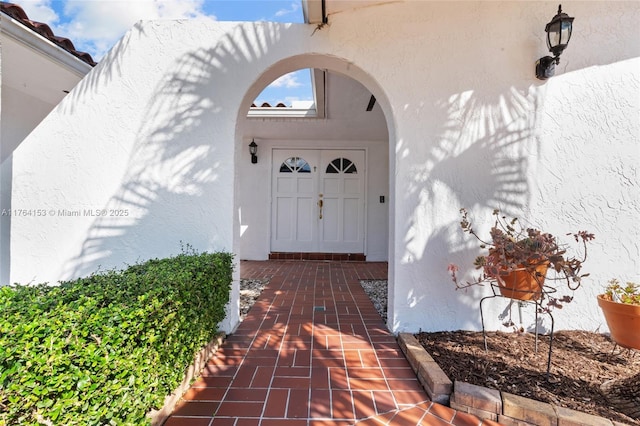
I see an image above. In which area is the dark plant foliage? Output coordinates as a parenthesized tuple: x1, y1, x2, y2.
(0, 249, 233, 425)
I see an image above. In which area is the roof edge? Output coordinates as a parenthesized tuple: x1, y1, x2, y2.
(302, 0, 324, 24)
(1, 13, 93, 77)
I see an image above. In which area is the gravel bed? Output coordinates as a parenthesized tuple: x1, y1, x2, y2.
(239, 279, 268, 319)
(360, 280, 388, 323)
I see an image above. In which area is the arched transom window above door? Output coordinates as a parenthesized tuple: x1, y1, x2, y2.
(326, 158, 357, 174)
(279, 157, 311, 173)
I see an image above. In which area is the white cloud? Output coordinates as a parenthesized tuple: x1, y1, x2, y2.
(15, 0, 59, 25)
(270, 72, 303, 89)
(30, 0, 217, 60)
(286, 95, 312, 103)
(274, 2, 299, 18)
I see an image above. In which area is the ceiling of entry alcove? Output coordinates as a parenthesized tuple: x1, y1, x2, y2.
(244, 70, 389, 141)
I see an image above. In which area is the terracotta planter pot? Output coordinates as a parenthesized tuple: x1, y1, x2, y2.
(597, 294, 640, 350)
(496, 264, 548, 301)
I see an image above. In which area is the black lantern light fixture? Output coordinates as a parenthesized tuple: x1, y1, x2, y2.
(535, 4, 574, 80)
(248, 139, 258, 164)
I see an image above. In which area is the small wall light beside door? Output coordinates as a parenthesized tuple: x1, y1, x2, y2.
(535, 4, 574, 80)
(249, 139, 258, 164)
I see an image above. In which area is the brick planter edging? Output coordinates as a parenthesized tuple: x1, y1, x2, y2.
(397, 333, 630, 426)
(397, 332, 452, 404)
(147, 332, 226, 426)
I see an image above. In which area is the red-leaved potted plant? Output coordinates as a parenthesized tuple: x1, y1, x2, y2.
(448, 208, 595, 309)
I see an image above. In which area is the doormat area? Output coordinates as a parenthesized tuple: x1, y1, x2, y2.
(268, 252, 366, 261)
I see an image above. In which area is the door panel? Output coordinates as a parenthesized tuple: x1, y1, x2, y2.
(318, 150, 365, 253)
(275, 198, 292, 240)
(343, 198, 360, 241)
(296, 198, 313, 242)
(321, 197, 339, 241)
(271, 150, 318, 252)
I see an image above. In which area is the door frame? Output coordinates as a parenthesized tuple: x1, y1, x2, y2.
(269, 145, 369, 255)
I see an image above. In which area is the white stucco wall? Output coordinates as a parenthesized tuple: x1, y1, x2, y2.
(1, 86, 57, 161)
(0, 87, 58, 284)
(10, 2, 640, 334)
(1, 15, 92, 286)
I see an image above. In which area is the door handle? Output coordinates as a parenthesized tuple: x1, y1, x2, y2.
(318, 199, 323, 219)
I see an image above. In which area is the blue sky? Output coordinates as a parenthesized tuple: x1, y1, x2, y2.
(16, 0, 311, 106)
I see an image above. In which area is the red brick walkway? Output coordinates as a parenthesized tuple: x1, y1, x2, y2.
(164, 260, 496, 425)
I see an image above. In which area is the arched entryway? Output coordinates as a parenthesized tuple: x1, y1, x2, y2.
(234, 55, 395, 265)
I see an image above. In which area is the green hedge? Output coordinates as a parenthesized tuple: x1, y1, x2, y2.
(0, 250, 233, 425)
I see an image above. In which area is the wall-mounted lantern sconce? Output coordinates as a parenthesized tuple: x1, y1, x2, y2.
(249, 139, 258, 164)
(535, 4, 574, 80)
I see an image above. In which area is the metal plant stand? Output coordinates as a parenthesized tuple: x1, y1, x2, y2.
(479, 282, 555, 380)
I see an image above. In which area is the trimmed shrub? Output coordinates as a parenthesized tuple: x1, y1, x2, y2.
(0, 250, 233, 425)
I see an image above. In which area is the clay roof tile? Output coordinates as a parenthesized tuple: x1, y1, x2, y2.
(0, 2, 97, 66)
(251, 102, 289, 108)
(29, 21, 54, 38)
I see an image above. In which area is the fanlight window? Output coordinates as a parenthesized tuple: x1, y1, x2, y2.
(326, 158, 357, 174)
(280, 157, 311, 173)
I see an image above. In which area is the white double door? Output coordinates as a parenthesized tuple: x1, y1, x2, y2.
(271, 149, 365, 253)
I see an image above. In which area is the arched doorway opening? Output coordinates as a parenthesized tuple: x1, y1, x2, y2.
(234, 56, 394, 265)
